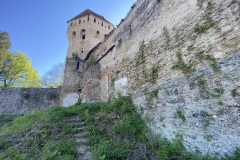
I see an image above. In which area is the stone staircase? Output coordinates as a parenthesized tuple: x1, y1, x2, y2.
(64, 116, 92, 160)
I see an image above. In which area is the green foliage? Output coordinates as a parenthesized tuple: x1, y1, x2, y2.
(111, 77, 116, 87)
(1, 95, 240, 159)
(205, 134, 213, 141)
(176, 110, 186, 122)
(172, 51, 194, 74)
(72, 52, 80, 59)
(151, 65, 158, 83)
(163, 27, 170, 49)
(201, 116, 213, 127)
(195, 2, 214, 34)
(187, 44, 195, 51)
(231, 89, 239, 97)
(86, 54, 97, 69)
(0, 30, 11, 70)
(0, 51, 41, 88)
(136, 40, 145, 66)
(218, 101, 224, 106)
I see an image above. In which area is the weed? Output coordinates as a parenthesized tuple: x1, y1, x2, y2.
(111, 77, 116, 87)
(218, 101, 224, 106)
(136, 40, 145, 66)
(201, 116, 213, 127)
(146, 90, 159, 107)
(172, 51, 194, 74)
(205, 134, 213, 141)
(163, 27, 171, 49)
(72, 52, 80, 59)
(151, 65, 158, 83)
(176, 110, 186, 122)
(231, 89, 239, 97)
(86, 54, 96, 69)
(187, 44, 195, 51)
(195, 51, 220, 72)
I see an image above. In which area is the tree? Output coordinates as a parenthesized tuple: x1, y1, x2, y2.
(0, 30, 11, 69)
(0, 51, 41, 88)
(41, 63, 65, 88)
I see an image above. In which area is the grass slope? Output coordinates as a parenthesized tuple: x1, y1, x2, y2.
(0, 95, 239, 160)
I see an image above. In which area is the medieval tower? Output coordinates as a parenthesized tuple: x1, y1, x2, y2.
(60, 9, 114, 106)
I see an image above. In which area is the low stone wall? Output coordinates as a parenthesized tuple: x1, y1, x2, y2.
(0, 88, 61, 115)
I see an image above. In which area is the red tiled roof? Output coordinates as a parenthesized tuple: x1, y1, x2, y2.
(67, 9, 111, 24)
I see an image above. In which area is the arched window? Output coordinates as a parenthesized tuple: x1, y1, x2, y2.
(96, 30, 100, 38)
(94, 18, 96, 22)
(79, 20, 81, 24)
(102, 22, 103, 26)
(81, 29, 86, 40)
(71, 22, 73, 26)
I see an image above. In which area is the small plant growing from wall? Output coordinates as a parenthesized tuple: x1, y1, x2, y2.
(111, 77, 116, 87)
(231, 89, 239, 97)
(195, 50, 220, 72)
(176, 110, 186, 122)
(172, 51, 194, 74)
(151, 65, 158, 84)
(86, 55, 96, 69)
(136, 40, 145, 66)
(72, 52, 80, 60)
(205, 134, 213, 141)
(163, 27, 170, 49)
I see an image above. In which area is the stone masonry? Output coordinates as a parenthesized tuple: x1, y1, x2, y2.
(61, 0, 240, 157)
(0, 88, 61, 115)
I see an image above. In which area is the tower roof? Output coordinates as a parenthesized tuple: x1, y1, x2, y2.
(67, 9, 111, 24)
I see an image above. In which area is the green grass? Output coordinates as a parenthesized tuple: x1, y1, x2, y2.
(0, 95, 240, 160)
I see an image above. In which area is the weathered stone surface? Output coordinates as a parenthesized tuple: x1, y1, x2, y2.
(62, 0, 240, 157)
(0, 88, 61, 115)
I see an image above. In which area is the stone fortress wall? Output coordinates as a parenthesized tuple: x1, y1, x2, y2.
(62, 0, 240, 156)
(0, 88, 61, 115)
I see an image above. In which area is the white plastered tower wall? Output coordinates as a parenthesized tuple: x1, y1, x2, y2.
(60, 9, 114, 107)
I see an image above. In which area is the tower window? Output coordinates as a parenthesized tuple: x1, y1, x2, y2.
(94, 18, 96, 22)
(79, 20, 81, 24)
(108, 25, 110, 29)
(71, 23, 73, 26)
(88, 16, 89, 21)
(81, 29, 86, 40)
(81, 48, 84, 53)
(96, 30, 100, 38)
(102, 22, 103, 26)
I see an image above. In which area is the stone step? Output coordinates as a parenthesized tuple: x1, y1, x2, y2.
(75, 127, 85, 132)
(76, 145, 90, 154)
(74, 132, 89, 138)
(64, 117, 85, 123)
(67, 122, 85, 127)
(76, 151, 92, 160)
(75, 138, 87, 144)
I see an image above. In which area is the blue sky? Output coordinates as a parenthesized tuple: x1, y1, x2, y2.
(0, 0, 136, 76)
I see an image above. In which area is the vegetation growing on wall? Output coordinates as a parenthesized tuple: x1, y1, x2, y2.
(86, 55, 97, 69)
(0, 95, 240, 159)
(136, 40, 145, 66)
(172, 51, 194, 74)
